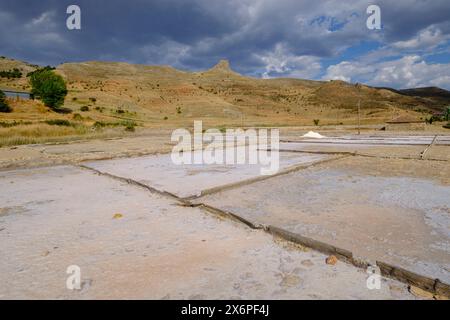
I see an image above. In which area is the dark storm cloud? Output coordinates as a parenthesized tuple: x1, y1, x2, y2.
(0, 0, 245, 65)
(0, 0, 449, 88)
(377, 0, 450, 41)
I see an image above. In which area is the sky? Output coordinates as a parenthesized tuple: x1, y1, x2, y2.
(1, 0, 450, 89)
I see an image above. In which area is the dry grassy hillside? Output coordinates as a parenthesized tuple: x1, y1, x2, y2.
(55, 59, 439, 127)
(1, 56, 449, 146)
(0, 56, 37, 92)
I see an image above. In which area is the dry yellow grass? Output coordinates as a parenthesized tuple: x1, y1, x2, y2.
(0, 123, 135, 147)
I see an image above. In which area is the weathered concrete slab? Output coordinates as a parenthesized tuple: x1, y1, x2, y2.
(85, 151, 331, 198)
(0, 166, 413, 299)
(195, 156, 450, 283)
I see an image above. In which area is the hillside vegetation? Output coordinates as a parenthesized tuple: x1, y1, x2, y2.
(1, 56, 449, 146)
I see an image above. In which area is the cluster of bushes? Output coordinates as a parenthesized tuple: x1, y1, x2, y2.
(42, 119, 138, 131)
(0, 120, 32, 128)
(93, 120, 136, 132)
(425, 115, 445, 124)
(426, 109, 450, 124)
(0, 68, 22, 79)
(44, 119, 73, 127)
(26, 66, 55, 77)
(114, 108, 136, 116)
(28, 66, 68, 111)
(0, 90, 12, 113)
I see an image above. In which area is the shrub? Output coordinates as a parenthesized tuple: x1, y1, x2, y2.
(28, 68, 67, 110)
(44, 119, 72, 127)
(0, 90, 12, 113)
(425, 114, 447, 124)
(0, 120, 32, 127)
(92, 120, 136, 130)
(72, 113, 84, 121)
(53, 107, 72, 114)
(425, 117, 433, 124)
(89, 97, 96, 103)
(163, 116, 168, 120)
(26, 66, 55, 77)
(444, 123, 450, 129)
(93, 121, 108, 128)
(0, 68, 22, 79)
(80, 106, 89, 112)
(313, 119, 320, 126)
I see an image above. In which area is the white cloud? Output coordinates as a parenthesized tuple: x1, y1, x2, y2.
(392, 26, 450, 50)
(324, 61, 371, 82)
(254, 43, 322, 79)
(139, 41, 191, 67)
(323, 55, 450, 89)
(25, 11, 57, 30)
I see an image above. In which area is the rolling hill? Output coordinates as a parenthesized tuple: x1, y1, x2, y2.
(1, 56, 449, 129)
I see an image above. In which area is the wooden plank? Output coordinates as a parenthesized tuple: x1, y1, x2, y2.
(268, 225, 353, 261)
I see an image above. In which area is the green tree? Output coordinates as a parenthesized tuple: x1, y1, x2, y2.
(29, 68, 67, 110)
(0, 90, 12, 113)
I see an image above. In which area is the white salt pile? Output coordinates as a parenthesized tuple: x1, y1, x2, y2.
(302, 131, 326, 139)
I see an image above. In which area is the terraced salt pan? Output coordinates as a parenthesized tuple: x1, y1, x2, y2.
(85, 150, 331, 198)
(196, 164, 450, 283)
(0, 166, 413, 299)
(288, 135, 450, 146)
(280, 142, 373, 151)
